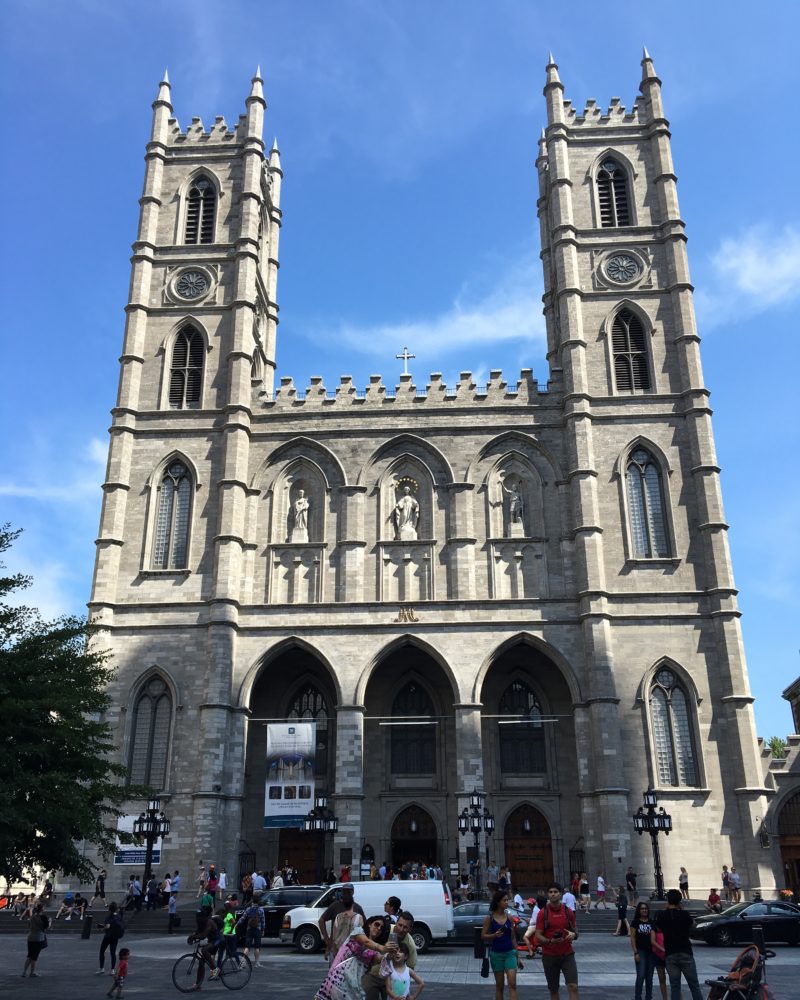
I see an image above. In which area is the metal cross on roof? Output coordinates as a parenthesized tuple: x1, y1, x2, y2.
(396, 346, 416, 375)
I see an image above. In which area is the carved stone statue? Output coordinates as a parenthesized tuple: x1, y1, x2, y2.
(500, 475, 525, 535)
(393, 485, 420, 540)
(289, 489, 310, 543)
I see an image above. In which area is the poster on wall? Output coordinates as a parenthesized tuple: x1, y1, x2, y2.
(263, 722, 316, 829)
(113, 814, 162, 866)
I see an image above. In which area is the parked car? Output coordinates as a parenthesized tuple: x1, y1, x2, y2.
(256, 885, 324, 938)
(281, 880, 456, 953)
(690, 900, 800, 946)
(451, 901, 529, 944)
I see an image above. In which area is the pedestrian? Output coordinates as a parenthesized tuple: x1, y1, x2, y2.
(729, 867, 741, 903)
(96, 900, 125, 975)
(91, 869, 107, 909)
(678, 868, 689, 901)
(107, 947, 130, 998)
(613, 887, 629, 936)
(593, 874, 607, 909)
(22, 901, 50, 978)
(238, 892, 265, 968)
(534, 883, 579, 1000)
(626, 867, 638, 897)
(481, 890, 521, 1000)
(652, 889, 703, 1000)
(629, 901, 666, 1000)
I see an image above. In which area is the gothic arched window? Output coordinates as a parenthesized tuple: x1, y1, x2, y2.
(626, 448, 669, 558)
(612, 309, 651, 392)
(168, 326, 204, 409)
(128, 675, 172, 788)
(650, 667, 698, 786)
(391, 682, 435, 775)
(499, 681, 546, 773)
(152, 460, 192, 569)
(185, 176, 216, 244)
(597, 157, 631, 227)
(287, 683, 330, 783)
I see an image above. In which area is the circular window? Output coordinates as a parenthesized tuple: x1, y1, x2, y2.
(605, 254, 641, 283)
(175, 270, 210, 300)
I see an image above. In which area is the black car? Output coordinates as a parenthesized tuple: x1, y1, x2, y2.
(690, 900, 800, 946)
(258, 886, 324, 937)
(451, 901, 529, 944)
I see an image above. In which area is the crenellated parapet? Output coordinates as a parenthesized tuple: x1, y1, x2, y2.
(260, 368, 559, 409)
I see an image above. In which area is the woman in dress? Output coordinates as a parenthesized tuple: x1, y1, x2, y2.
(22, 901, 50, 978)
(629, 902, 667, 1000)
(678, 867, 689, 900)
(315, 914, 395, 1000)
(482, 890, 520, 1000)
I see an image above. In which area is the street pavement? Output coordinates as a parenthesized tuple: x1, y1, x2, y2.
(1, 934, 798, 998)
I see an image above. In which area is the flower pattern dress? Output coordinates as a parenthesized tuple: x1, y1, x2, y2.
(314, 933, 380, 1000)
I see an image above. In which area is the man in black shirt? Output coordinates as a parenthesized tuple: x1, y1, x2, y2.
(653, 889, 702, 1000)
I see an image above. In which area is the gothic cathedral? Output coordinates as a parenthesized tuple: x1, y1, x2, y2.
(89, 55, 775, 892)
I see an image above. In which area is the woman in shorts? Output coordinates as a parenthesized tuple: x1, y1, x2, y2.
(482, 890, 520, 1000)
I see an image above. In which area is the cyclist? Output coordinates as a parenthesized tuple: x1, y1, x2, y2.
(188, 910, 223, 991)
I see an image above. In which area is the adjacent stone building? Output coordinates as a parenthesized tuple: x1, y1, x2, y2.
(89, 54, 776, 892)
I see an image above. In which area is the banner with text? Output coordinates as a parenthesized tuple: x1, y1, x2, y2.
(114, 813, 162, 866)
(263, 722, 316, 829)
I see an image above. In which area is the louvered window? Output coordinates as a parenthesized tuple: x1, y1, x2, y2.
(650, 668, 698, 787)
(185, 177, 216, 244)
(152, 461, 192, 569)
(288, 684, 330, 784)
(612, 310, 650, 392)
(499, 681, 546, 774)
(391, 683, 435, 775)
(597, 158, 631, 227)
(169, 327, 204, 409)
(128, 676, 172, 789)
(626, 448, 669, 558)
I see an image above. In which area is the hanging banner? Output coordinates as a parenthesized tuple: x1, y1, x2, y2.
(263, 722, 316, 828)
(113, 813, 162, 866)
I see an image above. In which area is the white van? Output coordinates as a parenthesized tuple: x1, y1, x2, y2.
(280, 880, 456, 953)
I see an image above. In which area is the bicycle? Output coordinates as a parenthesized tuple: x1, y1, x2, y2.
(172, 939, 253, 992)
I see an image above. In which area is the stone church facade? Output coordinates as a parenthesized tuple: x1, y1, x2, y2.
(89, 55, 776, 892)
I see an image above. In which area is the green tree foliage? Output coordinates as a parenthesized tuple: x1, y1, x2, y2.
(767, 735, 787, 759)
(0, 525, 147, 885)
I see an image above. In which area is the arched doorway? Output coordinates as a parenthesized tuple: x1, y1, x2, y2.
(504, 804, 554, 894)
(391, 805, 437, 871)
(778, 790, 800, 895)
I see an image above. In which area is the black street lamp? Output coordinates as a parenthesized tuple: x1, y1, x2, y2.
(633, 789, 672, 901)
(458, 791, 495, 895)
(132, 798, 171, 883)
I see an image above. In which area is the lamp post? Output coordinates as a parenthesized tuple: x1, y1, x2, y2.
(632, 789, 672, 901)
(302, 794, 338, 881)
(458, 791, 495, 896)
(132, 798, 171, 883)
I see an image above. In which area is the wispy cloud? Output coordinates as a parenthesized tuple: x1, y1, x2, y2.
(305, 254, 545, 366)
(696, 225, 800, 328)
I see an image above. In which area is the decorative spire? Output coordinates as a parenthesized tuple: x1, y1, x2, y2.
(641, 46, 658, 82)
(154, 68, 172, 108)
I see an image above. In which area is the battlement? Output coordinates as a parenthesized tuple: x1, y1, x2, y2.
(259, 369, 561, 410)
(166, 115, 242, 145)
(563, 94, 646, 127)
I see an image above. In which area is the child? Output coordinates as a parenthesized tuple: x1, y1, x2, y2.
(107, 947, 130, 998)
(382, 942, 424, 1000)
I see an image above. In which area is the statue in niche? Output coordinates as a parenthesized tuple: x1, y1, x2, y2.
(500, 473, 525, 536)
(393, 485, 420, 540)
(289, 488, 310, 543)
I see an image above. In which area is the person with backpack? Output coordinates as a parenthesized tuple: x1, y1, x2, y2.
(534, 883, 579, 1000)
(237, 892, 265, 968)
(96, 901, 125, 976)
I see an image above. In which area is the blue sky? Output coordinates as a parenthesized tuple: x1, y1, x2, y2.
(1, 0, 798, 737)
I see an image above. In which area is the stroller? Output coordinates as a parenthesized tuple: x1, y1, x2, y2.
(704, 943, 776, 999)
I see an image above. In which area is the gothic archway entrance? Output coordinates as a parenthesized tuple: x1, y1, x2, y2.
(504, 804, 554, 893)
(778, 790, 800, 895)
(391, 805, 437, 871)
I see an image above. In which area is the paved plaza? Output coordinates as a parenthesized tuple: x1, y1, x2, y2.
(2, 934, 797, 998)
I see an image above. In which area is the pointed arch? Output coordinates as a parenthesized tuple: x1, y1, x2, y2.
(127, 668, 176, 790)
(142, 450, 200, 571)
(473, 632, 582, 705)
(614, 438, 674, 560)
(588, 148, 637, 228)
(640, 658, 703, 788)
